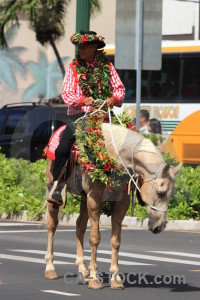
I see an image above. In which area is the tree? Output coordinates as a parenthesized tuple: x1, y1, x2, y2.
(23, 50, 67, 102)
(0, 0, 102, 78)
(90, 0, 101, 16)
(0, 25, 26, 92)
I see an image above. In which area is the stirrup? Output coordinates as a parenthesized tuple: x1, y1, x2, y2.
(47, 182, 63, 208)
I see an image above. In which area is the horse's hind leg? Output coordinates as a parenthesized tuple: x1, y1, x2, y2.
(45, 203, 60, 279)
(110, 192, 130, 289)
(76, 196, 89, 280)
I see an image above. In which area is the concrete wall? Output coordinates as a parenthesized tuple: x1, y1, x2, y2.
(0, 0, 200, 107)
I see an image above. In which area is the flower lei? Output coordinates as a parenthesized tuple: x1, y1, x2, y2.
(70, 33, 105, 45)
(72, 51, 112, 100)
(75, 113, 132, 191)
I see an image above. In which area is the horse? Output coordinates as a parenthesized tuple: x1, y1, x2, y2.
(45, 122, 182, 289)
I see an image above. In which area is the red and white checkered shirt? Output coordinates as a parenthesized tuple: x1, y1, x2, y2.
(62, 59, 125, 115)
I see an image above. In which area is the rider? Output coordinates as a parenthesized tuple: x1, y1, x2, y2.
(48, 30, 125, 206)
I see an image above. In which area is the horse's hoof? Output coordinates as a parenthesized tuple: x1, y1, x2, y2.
(83, 271, 90, 281)
(77, 270, 89, 283)
(88, 279, 103, 289)
(45, 270, 58, 279)
(110, 281, 124, 290)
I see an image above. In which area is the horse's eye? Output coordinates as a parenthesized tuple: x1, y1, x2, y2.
(157, 191, 166, 198)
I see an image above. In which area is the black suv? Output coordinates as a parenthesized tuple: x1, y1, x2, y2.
(0, 102, 67, 161)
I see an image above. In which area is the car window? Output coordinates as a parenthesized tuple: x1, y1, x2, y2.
(0, 110, 7, 131)
(3, 109, 27, 135)
(29, 107, 52, 140)
(54, 110, 67, 129)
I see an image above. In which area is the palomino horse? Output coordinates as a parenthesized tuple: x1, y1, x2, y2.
(45, 123, 182, 289)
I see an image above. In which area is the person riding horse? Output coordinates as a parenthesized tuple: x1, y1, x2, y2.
(47, 30, 125, 207)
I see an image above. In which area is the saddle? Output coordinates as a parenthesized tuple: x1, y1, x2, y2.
(42, 124, 85, 207)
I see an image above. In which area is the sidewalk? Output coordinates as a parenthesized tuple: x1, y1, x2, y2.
(1, 211, 200, 232)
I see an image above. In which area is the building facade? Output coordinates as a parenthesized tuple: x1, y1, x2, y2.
(0, 0, 199, 107)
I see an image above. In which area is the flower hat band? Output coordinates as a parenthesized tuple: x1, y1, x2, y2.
(70, 30, 106, 49)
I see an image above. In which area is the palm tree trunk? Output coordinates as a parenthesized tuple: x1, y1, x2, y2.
(48, 34, 65, 77)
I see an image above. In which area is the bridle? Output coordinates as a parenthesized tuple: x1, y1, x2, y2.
(142, 163, 168, 214)
(130, 163, 168, 214)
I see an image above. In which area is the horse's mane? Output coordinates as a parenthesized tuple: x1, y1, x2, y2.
(102, 123, 164, 162)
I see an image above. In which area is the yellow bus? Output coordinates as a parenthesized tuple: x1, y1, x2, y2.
(105, 41, 200, 164)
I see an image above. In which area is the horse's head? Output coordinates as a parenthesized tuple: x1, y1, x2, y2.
(139, 163, 182, 234)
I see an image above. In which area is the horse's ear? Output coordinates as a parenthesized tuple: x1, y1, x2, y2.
(162, 164, 170, 176)
(173, 163, 183, 175)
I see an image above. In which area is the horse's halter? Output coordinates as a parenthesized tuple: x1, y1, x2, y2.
(140, 163, 169, 214)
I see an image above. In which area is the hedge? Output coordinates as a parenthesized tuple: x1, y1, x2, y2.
(0, 150, 199, 220)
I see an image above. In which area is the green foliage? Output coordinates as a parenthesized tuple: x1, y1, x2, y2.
(0, 151, 47, 218)
(90, 0, 101, 17)
(168, 166, 200, 220)
(163, 152, 179, 167)
(111, 111, 132, 126)
(0, 147, 199, 221)
(144, 133, 165, 146)
(0, 0, 70, 75)
(126, 198, 147, 220)
(0, 0, 68, 46)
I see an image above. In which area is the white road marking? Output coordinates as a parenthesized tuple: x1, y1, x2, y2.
(85, 250, 200, 266)
(41, 290, 80, 297)
(0, 223, 40, 227)
(10, 250, 154, 266)
(0, 254, 73, 265)
(0, 229, 78, 233)
(0, 230, 53, 233)
(148, 251, 200, 258)
(0, 229, 106, 233)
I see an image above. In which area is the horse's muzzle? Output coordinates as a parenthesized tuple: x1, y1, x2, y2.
(149, 222, 166, 234)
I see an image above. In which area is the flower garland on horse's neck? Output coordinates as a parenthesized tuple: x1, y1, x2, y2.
(73, 50, 112, 100)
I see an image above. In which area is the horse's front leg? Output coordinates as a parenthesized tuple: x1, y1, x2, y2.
(87, 190, 103, 289)
(45, 202, 60, 279)
(110, 192, 130, 289)
(76, 195, 89, 280)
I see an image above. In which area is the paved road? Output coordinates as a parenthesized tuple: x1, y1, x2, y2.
(0, 220, 200, 300)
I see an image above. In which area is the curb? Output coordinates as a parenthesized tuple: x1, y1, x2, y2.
(1, 211, 200, 232)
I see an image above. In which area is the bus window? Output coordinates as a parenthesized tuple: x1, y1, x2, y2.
(117, 69, 149, 102)
(150, 58, 180, 101)
(117, 70, 136, 100)
(182, 58, 200, 101)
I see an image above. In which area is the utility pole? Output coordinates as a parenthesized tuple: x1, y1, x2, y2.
(76, 0, 90, 55)
(76, 0, 90, 33)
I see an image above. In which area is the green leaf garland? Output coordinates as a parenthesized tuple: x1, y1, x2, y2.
(75, 113, 132, 190)
(73, 51, 112, 100)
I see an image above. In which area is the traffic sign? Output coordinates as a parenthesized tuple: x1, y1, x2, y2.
(115, 0, 163, 70)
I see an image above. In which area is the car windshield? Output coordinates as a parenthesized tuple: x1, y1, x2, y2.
(3, 109, 27, 135)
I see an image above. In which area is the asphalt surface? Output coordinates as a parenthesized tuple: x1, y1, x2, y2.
(0, 220, 200, 300)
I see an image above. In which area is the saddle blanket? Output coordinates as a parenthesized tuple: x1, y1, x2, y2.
(42, 124, 66, 160)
